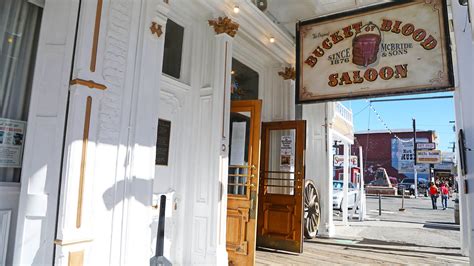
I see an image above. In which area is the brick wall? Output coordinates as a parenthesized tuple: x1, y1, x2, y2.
(352, 131, 435, 182)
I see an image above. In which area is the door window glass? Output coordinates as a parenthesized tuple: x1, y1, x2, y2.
(265, 129, 296, 195)
(231, 59, 259, 101)
(0, 0, 42, 182)
(162, 19, 184, 79)
(228, 111, 251, 196)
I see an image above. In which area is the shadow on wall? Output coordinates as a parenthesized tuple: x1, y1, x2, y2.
(102, 177, 153, 211)
(102, 177, 176, 260)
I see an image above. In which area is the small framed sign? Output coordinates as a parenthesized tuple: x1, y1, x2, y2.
(416, 150, 442, 164)
(416, 142, 436, 150)
(296, 0, 454, 103)
(156, 119, 171, 166)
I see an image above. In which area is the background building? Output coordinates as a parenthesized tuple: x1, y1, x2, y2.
(353, 130, 437, 183)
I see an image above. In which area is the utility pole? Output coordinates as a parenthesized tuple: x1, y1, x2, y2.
(413, 118, 418, 198)
(449, 141, 456, 153)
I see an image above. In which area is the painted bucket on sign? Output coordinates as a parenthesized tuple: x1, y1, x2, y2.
(352, 22, 382, 67)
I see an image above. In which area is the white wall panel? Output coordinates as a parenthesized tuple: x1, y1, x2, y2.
(13, 0, 80, 264)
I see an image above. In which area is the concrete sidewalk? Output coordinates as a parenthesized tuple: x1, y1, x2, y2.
(256, 196, 468, 265)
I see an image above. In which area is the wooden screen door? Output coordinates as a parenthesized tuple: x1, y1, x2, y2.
(226, 100, 262, 266)
(256, 121, 306, 253)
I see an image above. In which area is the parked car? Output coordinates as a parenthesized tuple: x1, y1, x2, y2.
(397, 178, 429, 196)
(333, 180, 359, 211)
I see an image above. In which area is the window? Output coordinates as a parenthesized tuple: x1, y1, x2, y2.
(231, 59, 259, 100)
(162, 19, 184, 79)
(0, 0, 42, 182)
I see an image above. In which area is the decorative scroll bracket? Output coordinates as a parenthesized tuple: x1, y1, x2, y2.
(208, 16, 239, 37)
(150, 22, 163, 38)
(278, 67, 296, 81)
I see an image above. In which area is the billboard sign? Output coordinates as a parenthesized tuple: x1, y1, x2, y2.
(296, 0, 453, 103)
(391, 138, 429, 174)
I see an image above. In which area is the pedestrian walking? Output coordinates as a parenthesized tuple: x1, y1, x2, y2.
(429, 182, 439, 210)
(440, 182, 449, 210)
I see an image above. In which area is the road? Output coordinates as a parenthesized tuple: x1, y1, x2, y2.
(256, 195, 468, 265)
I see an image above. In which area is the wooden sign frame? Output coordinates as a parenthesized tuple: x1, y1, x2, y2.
(296, 0, 454, 103)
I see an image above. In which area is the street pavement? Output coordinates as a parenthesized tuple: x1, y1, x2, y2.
(256, 195, 469, 265)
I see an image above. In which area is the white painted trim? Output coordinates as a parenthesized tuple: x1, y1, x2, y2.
(161, 75, 192, 93)
(453, 0, 474, 258)
(0, 210, 11, 266)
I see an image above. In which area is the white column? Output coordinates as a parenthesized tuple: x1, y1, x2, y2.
(453, 1, 473, 257)
(210, 32, 233, 265)
(359, 146, 366, 221)
(342, 143, 349, 225)
(303, 103, 334, 237)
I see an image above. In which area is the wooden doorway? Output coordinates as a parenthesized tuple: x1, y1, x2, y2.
(226, 100, 262, 266)
(256, 121, 306, 253)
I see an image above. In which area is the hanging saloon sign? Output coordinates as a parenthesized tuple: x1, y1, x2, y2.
(296, 0, 454, 103)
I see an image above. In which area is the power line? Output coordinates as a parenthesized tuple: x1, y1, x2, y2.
(369, 95, 453, 103)
(353, 104, 370, 116)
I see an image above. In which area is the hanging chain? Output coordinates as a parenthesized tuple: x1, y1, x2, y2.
(367, 101, 413, 143)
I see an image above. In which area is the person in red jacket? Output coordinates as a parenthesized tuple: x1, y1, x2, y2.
(440, 182, 450, 210)
(429, 182, 439, 210)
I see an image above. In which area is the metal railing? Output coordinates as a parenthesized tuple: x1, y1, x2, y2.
(335, 102, 353, 125)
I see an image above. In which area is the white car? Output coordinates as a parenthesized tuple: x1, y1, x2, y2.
(333, 180, 359, 211)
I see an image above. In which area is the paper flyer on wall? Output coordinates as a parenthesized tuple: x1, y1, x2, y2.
(0, 118, 26, 168)
(280, 135, 294, 170)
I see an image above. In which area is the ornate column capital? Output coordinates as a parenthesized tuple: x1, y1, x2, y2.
(278, 67, 296, 80)
(208, 16, 239, 37)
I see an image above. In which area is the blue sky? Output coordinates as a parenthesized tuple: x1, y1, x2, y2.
(341, 91, 456, 152)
